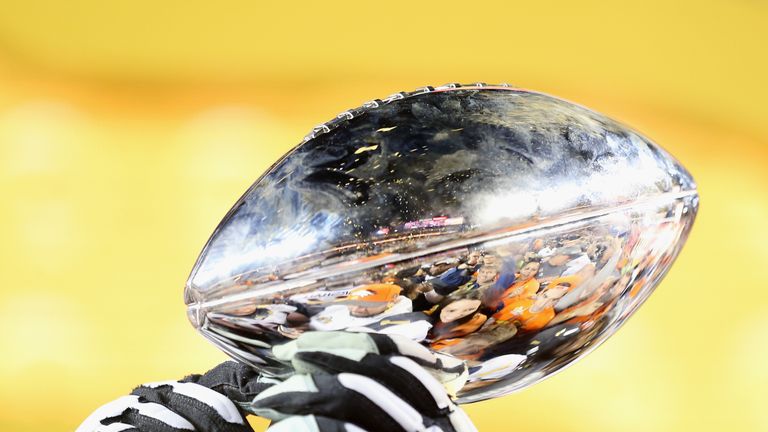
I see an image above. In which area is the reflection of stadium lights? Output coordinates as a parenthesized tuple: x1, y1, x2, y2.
(192, 215, 342, 288)
(474, 155, 667, 227)
(402, 216, 465, 230)
(444, 217, 464, 226)
(475, 191, 538, 225)
(193, 228, 320, 287)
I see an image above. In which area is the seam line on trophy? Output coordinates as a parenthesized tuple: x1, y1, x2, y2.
(187, 188, 696, 312)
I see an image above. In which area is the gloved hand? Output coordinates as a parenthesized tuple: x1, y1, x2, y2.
(77, 331, 476, 432)
(76, 361, 268, 432)
(253, 332, 475, 432)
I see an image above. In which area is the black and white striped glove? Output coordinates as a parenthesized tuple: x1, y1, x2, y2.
(76, 361, 268, 432)
(78, 331, 476, 432)
(248, 332, 476, 432)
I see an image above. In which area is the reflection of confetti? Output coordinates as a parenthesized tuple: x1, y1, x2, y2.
(354, 144, 379, 153)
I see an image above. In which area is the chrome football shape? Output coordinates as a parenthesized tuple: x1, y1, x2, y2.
(185, 84, 698, 402)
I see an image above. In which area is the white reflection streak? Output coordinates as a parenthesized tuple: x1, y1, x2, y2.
(477, 161, 666, 226)
(194, 222, 320, 287)
(476, 190, 538, 225)
(236, 229, 319, 267)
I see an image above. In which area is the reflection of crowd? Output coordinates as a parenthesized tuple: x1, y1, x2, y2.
(205, 220, 685, 391)
(256, 228, 636, 362)
(389, 232, 625, 361)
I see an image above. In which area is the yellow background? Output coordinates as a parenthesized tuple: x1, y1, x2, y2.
(1, 1, 766, 431)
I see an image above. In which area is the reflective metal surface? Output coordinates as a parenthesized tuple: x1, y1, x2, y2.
(184, 84, 698, 402)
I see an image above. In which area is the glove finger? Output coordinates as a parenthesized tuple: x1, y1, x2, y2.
(291, 351, 451, 416)
(272, 332, 379, 362)
(246, 373, 431, 432)
(274, 331, 468, 397)
(266, 415, 369, 432)
(256, 353, 475, 432)
(366, 333, 466, 375)
(272, 331, 439, 365)
(76, 395, 194, 432)
(365, 335, 468, 397)
(180, 361, 275, 404)
(275, 332, 466, 378)
(369, 355, 475, 432)
(131, 381, 253, 432)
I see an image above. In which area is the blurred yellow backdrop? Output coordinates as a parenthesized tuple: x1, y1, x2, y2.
(0, 1, 766, 431)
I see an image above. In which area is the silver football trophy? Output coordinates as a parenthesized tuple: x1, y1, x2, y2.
(184, 83, 698, 403)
